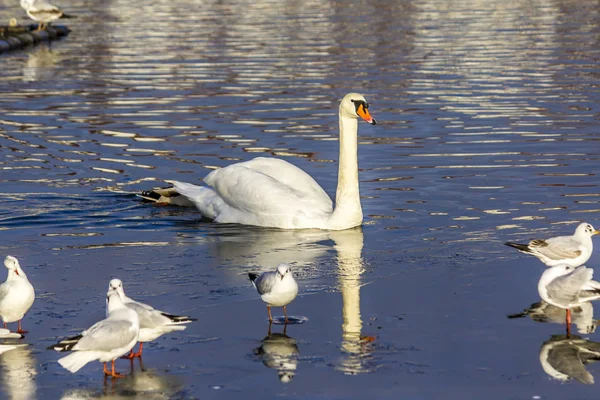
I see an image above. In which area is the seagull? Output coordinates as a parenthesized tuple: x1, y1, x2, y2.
(505, 223, 600, 268)
(249, 264, 298, 323)
(19, 0, 75, 31)
(538, 264, 600, 334)
(48, 287, 139, 378)
(0, 256, 35, 335)
(107, 279, 196, 358)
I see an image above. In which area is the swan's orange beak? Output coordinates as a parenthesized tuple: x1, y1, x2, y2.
(357, 104, 376, 125)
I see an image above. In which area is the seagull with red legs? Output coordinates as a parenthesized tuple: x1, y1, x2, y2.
(538, 264, 600, 335)
(0, 256, 35, 335)
(48, 286, 139, 378)
(107, 278, 196, 358)
(249, 264, 298, 323)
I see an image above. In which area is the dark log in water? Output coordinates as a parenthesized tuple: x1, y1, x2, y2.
(0, 25, 70, 53)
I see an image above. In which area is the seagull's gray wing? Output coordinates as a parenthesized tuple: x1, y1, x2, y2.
(74, 320, 136, 352)
(546, 267, 593, 305)
(534, 237, 583, 260)
(254, 271, 278, 295)
(126, 301, 170, 328)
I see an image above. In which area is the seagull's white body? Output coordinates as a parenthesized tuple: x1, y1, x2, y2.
(168, 93, 376, 231)
(52, 290, 139, 373)
(107, 279, 194, 343)
(538, 265, 600, 310)
(506, 223, 599, 268)
(0, 256, 35, 326)
(20, 0, 63, 24)
(251, 264, 298, 308)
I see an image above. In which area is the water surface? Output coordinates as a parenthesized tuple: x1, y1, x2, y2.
(1, 0, 600, 398)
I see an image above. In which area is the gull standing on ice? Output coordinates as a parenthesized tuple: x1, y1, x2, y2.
(107, 279, 196, 358)
(506, 223, 600, 268)
(0, 256, 35, 335)
(49, 288, 139, 378)
(538, 264, 600, 334)
(249, 264, 298, 323)
(20, 0, 75, 31)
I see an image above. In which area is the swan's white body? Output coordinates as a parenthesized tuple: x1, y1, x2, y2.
(172, 93, 376, 230)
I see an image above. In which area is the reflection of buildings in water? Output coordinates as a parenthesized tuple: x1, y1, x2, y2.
(509, 300, 598, 335)
(22, 45, 59, 82)
(540, 334, 600, 384)
(253, 324, 299, 383)
(332, 228, 376, 375)
(0, 345, 36, 400)
(61, 360, 183, 399)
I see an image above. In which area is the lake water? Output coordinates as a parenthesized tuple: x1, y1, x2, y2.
(1, 0, 600, 398)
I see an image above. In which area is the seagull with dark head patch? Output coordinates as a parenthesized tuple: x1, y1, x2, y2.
(249, 264, 298, 323)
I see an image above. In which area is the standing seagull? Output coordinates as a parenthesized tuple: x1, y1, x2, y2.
(0, 256, 35, 335)
(20, 0, 75, 31)
(249, 264, 298, 323)
(505, 223, 600, 268)
(107, 279, 196, 358)
(538, 264, 600, 334)
(48, 288, 139, 378)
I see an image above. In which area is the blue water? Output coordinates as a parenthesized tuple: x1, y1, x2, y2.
(1, 0, 600, 398)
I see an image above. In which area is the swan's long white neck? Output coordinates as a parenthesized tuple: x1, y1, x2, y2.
(327, 111, 362, 230)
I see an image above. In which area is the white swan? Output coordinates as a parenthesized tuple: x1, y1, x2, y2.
(154, 93, 376, 230)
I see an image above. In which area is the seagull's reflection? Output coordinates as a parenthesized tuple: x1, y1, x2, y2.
(61, 359, 182, 399)
(540, 334, 600, 384)
(22, 44, 59, 82)
(509, 300, 598, 335)
(0, 345, 36, 400)
(253, 322, 299, 383)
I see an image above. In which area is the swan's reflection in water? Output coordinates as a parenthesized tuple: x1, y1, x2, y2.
(253, 323, 299, 383)
(0, 345, 36, 400)
(509, 300, 598, 334)
(540, 334, 600, 384)
(208, 225, 333, 270)
(61, 359, 183, 399)
(332, 229, 376, 375)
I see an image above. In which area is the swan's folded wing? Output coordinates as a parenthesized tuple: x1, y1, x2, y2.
(206, 158, 333, 213)
(74, 320, 136, 352)
(205, 164, 333, 218)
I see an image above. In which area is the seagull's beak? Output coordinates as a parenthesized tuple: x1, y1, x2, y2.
(594, 230, 600, 236)
(356, 103, 376, 125)
(14, 270, 19, 276)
